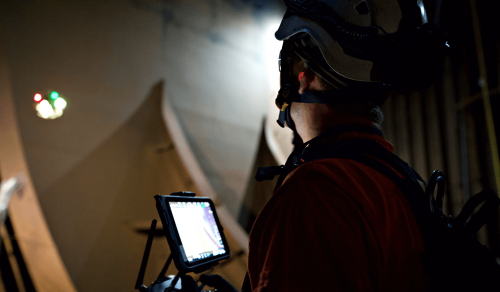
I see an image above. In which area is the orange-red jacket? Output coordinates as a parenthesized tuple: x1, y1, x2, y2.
(248, 130, 427, 292)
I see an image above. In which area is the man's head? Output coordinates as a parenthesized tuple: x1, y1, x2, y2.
(274, 0, 449, 138)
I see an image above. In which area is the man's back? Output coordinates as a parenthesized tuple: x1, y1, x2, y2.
(248, 130, 428, 292)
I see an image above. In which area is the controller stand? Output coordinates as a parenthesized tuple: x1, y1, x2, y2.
(135, 192, 223, 291)
(135, 219, 184, 291)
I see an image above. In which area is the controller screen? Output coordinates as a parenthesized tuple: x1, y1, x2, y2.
(169, 201, 227, 263)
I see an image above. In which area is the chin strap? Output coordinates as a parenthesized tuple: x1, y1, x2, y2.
(275, 86, 388, 129)
(276, 89, 337, 130)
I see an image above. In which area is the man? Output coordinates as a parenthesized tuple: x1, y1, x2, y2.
(244, 0, 448, 290)
(246, 65, 426, 292)
(188, 0, 449, 291)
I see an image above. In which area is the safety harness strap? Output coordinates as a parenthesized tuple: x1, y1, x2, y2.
(254, 124, 384, 190)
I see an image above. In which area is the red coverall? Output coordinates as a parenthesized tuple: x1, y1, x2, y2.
(247, 129, 428, 292)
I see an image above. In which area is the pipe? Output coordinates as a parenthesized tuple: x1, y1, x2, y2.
(470, 0, 500, 196)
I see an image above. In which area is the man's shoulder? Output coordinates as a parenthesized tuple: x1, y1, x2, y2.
(284, 157, 373, 185)
(274, 158, 361, 201)
(277, 156, 403, 208)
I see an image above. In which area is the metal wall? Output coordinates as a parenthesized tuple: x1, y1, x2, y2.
(382, 0, 500, 254)
(0, 0, 285, 290)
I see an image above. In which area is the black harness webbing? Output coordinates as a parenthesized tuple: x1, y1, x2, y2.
(255, 124, 385, 191)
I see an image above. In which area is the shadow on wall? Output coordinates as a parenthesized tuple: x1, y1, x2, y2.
(38, 81, 246, 291)
(238, 119, 279, 233)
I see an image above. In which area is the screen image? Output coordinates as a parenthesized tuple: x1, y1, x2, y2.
(169, 201, 226, 263)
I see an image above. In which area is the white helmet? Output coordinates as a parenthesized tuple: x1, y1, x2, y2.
(275, 0, 449, 103)
(274, 0, 449, 129)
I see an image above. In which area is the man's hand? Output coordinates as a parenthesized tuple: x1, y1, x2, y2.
(180, 274, 238, 292)
(199, 274, 238, 292)
(181, 275, 199, 291)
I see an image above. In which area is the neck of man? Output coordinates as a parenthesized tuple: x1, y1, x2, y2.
(291, 102, 378, 143)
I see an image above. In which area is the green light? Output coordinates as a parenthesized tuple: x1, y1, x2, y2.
(50, 91, 59, 99)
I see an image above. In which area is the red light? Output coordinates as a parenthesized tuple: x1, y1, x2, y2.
(298, 72, 304, 82)
(34, 93, 42, 102)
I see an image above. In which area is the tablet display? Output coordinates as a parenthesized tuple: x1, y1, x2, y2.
(169, 201, 227, 263)
(155, 194, 230, 273)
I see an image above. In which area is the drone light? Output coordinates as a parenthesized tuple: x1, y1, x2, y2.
(34, 93, 43, 102)
(54, 97, 67, 109)
(37, 100, 55, 119)
(50, 91, 59, 100)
